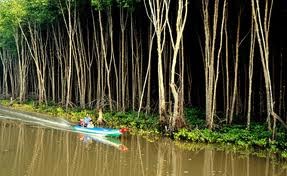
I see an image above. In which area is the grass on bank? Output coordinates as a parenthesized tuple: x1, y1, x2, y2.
(0, 99, 286, 160)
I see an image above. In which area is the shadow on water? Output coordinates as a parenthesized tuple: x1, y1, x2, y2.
(0, 109, 287, 176)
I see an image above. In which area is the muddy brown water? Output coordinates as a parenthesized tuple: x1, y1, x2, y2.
(0, 109, 286, 176)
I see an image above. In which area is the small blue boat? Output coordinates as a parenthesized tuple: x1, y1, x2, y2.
(72, 125, 128, 137)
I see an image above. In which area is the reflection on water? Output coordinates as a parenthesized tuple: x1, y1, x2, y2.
(0, 118, 287, 176)
(77, 133, 128, 152)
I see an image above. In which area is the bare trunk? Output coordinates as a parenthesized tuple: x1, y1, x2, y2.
(19, 22, 47, 104)
(107, 8, 114, 111)
(8, 57, 16, 99)
(225, 25, 229, 123)
(73, 17, 87, 108)
(138, 22, 155, 115)
(99, 10, 112, 110)
(251, 0, 287, 135)
(247, 20, 256, 129)
(279, 54, 283, 117)
(120, 8, 128, 111)
(0, 50, 9, 98)
(144, 0, 169, 124)
(202, 0, 226, 129)
(252, 0, 273, 129)
(15, 34, 29, 102)
(131, 14, 136, 111)
(229, 13, 241, 124)
(168, 0, 188, 130)
(91, 12, 101, 109)
(96, 108, 105, 125)
(59, 0, 74, 108)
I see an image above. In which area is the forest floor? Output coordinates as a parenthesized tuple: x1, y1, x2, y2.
(0, 99, 286, 163)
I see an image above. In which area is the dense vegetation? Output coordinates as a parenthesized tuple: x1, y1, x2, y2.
(0, 0, 287, 157)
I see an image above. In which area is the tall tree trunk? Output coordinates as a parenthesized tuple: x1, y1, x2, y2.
(119, 8, 129, 111)
(98, 9, 113, 111)
(252, 0, 273, 129)
(19, 22, 47, 104)
(0, 50, 9, 98)
(73, 18, 88, 108)
(202, 0, 227, 129)
(48, 40, 56, 103)
(144, 0, 169, 126)
(168, 0, 188, 130)
(15, 35, 29, 102)
(224, 23, 230, 123)
(229, 13, 241, 124)
(7, 55, 16, 99)
(106, 8, 114, 111)
(251, 0, 287, 137)
(59, 0, 75, 108)
(91, 11, 101, 109)
(247, 20, 256, 129)
(131, 14, 136, 111)
(138, 22, 155, 115)
(52, 22, 67, 105)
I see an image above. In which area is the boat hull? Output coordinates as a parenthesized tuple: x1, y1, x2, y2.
(73, 126, 122, 137)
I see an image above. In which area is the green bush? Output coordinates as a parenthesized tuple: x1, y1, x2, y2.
(0, 99, 10, 105)
(103, 111, 159, 130)
(184, 107, 205, 129)
(174, 128, 218, 143)
(281, 151, 287, 159)
(174, 123, 287, 155)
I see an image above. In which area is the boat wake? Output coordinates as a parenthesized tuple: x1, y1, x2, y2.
(0, 107, 128, 152)
(0, 107, 72, 131)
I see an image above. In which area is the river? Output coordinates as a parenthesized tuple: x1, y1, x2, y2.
(0, 107, 286, 176)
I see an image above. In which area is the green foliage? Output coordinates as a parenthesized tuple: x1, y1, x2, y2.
(116, 0, 138, 10)
(174, 128, 218, 143)
(282, 151, 287, 159)
(184, 107, 206, 129)
(174, 123, 287, 154)
(0, 0, 60, 49)
(217, 125, 272, 149)
(104, 111, 159, 130)
(91, 0, 114, 10)
(23, 0, 57, 24)
(275, 131, 287, 150)
(91, 0, 139, 10)
(0, 99, 10, 106)
(0, 0, 25, 48)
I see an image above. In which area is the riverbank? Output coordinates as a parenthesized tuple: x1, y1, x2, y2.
(0, 99, 286, 161)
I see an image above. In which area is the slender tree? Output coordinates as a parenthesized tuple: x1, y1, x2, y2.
(251, 0, 287, 137)
(202, 0, 227, 129)
(247, 19, 256, 129)
(59, 0, 76, 108)
(144, 0, 169, 126)
(229, 12, 241, 124)
(167, 0, 188, 130)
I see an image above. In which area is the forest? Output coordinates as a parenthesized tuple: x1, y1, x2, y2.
(0, 0, 287, 139)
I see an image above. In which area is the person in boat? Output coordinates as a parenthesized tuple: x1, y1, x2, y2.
(79, 114, 92, 127)
(79, 119, 84, 126)
(83, 114, 92, 127)
(87, 120, 95, 128)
